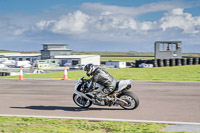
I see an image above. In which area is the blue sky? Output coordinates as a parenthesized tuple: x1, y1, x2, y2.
(0, 0, 200, 52)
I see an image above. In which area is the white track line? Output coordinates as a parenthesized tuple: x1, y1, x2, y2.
(0, 114, 200, 125)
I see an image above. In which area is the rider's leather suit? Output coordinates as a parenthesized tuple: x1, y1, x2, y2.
(87, 68, 117, 95)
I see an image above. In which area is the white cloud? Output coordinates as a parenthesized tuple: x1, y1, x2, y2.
(13, 29, 26, 35)
(0, 13, 42, 38)
(36, 20, 56, 30)
(81, 1, 189, 17)
(36, 11, 91, 34)
(51, 10, 90, 34)
(1, 2, 200, 52)
(94, 15, 138, 31)
(140, 21, 157, 31)
(35, 7, 200, 47)
(0, 20, 27, 36)
(36, 10, 158, 36)
(160, 8, 200, 33)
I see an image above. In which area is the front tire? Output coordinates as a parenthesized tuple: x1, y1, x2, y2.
(73, 93, 92, 108)
(118, 91, 139, 110)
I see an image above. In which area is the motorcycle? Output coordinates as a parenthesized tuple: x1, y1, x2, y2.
(73, 77, 139, 110)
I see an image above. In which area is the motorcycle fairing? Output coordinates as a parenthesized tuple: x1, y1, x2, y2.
(116, 80, 132, 92)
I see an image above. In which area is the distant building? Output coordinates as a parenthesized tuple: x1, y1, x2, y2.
(154, 41, 182, 59)
(0, 43, 100, 67)
(106, 61, 126, 68)
(54, 55, 100, 66)
(0, 53, 41, 63)
(35, 59, 60, 69)
(41, 43, 72, 59)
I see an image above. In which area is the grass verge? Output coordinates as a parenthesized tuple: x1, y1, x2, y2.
(1, 65, 200, 81)
(0, 116, 175, 133)
(101, 57, 154, 62)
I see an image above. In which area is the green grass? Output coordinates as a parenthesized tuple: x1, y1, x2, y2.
(73, 52, 154, 56)
(73, 52, 200, 57)
(182, 53, 200, 57)
(1, 65, 200, 81)
(101, 57, 154, 62)
(0, 50, 39, 54)
(107, 65, 200, 81)
(0, 116, 178, 133)
(1, 50, 199, 57)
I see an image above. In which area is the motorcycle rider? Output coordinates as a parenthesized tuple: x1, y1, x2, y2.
(84, 64, 117, 103)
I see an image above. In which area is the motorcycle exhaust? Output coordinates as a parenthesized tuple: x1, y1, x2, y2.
(115, 101, 125, 106)
(115, 99, 129, 106)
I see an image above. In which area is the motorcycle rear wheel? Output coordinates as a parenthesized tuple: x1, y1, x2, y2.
(118, 91, 139, 110)
(73, 93, 92, 108)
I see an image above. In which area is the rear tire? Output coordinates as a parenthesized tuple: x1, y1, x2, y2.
(118, 91, 139, 110)
(73, 93, 92, 108)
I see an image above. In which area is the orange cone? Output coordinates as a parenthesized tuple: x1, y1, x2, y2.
(19, 66, 24, 80)
(64, 67, 68, 80)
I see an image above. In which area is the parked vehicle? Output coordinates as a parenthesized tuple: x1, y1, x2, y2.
(70, 64, 85, 70)
(139, 63, 153, 68)
(73, 77, 139, 110)
(15, 61, 31, 68)
(0, 58, 8, 61)
(64, 63, 71, 66)
(33, 69, 45, 74)
(0, 64, 7, 68)
(2, 60, 15, 67)
(37, 64, 51, 69)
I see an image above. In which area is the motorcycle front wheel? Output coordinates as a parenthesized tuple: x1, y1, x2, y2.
(118, 91, 139, 110)
(73, 93, 92, 108)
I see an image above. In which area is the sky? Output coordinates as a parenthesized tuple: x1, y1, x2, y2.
(0, 0, 200, 53)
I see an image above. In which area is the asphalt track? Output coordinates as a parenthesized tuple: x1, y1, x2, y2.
(0, 79, 200, 124)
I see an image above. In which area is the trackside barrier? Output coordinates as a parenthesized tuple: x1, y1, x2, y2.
(170, 59, 175, 66)
(187, 58, 193, 65)
(136, 57, 200, 67)
(19, 66, 24, 80)
(176, 59, 181, 66)
(164, 59, 170, 67)
(153, 59, 158, 67)
(193, 58, 199, 65)
(199, 57, 200, 64)
(158, 59, 163, 67)
(181, 58, 187, 65)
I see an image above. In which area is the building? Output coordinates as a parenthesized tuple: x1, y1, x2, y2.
(0, 53, 20, 58)
(0, 53, 41, 63)
(35, 59, 60, 69)
(0, 43, 100, 68)
(106, 61, 126, 68)
(40, 43, 100, 66)
(154, 41, 182, 59)
(54, 55, 100, 66)
(41, 43, 72, 59)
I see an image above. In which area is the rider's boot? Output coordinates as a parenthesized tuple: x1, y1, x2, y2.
(96, 92, 113, 106)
